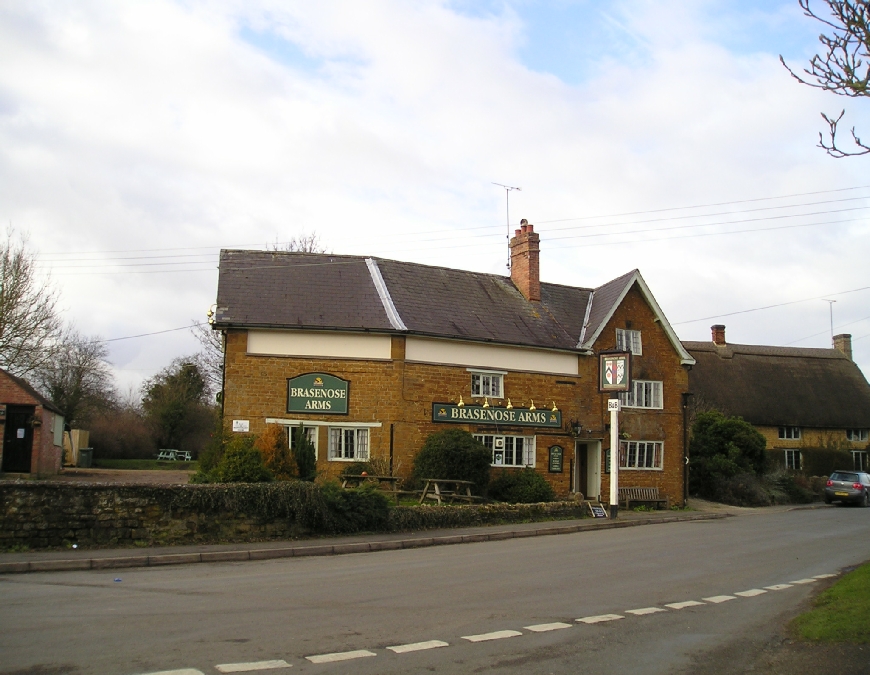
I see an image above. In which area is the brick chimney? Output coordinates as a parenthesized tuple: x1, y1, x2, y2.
(711, 324, 726, 346)
(510, 219, 540, 302)
(833, 333, 853, 360)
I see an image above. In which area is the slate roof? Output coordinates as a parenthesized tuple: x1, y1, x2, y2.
(0, 368, 64, 415)
(215, 250, 691, 358)
(683, 341, 870, 428)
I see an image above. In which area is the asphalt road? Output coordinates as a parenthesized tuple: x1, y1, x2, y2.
(2, 507, 870, 675)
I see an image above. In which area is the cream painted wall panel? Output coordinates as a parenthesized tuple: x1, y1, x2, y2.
(406, 337, 578, 375)
(247, 330, 392, 360)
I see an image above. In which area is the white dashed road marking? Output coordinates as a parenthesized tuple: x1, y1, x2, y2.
(702, 595, 736, 604)
(138, 671, 204, 675)
(813, 573, 837, 579)
(734, 589, 767, 597)
(625, 607, 667, 616)
(305, 650, 376, 664)
(664, 600, 705, 609)
(386, 640, 449, 654)
(462, 630, 523, 643)
(790, 578, 817, 584)
(215, 661, 291, 673)
(577, 614, 624, 624)
(765, 584, 793, 591)
(524, 622, 573, 632)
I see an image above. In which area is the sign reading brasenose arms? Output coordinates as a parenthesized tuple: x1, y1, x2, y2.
(432, 403, 562, 428)
(287, 373, 349, 414)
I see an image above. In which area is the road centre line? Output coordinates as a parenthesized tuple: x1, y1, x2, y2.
(137, 671, 204, 675)
(764, 583, 794, 590)
(215, 661, 291, 673)
(702, 595, 736, 604)
(387, 640, 449, 653)
(734, 589, 767, 597)
(664, 600, 706, 609)
(462, 630, 523, 642)
(305, 650, 376, 664)
(524, 622, 573, 632)
(625, 607, 667, 615)
(577, 614, 624, 624)
(790, 578, 817, 584)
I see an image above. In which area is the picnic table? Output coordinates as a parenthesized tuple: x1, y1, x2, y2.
(340, 474, 403, 503)
(156, 450, 192, 462)
(418, 478, 482, 505)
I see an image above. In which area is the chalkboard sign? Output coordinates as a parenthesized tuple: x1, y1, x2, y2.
(588, 503, 608, 518)
(548, 445, 564, 473)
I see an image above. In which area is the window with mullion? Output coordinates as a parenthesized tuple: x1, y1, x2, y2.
(619, 380, 663, 409)
(471, 373, 502, 398)
(328, 428, 369, 461)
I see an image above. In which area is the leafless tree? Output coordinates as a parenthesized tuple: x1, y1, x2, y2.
(33, 328, 117, 428)
(781, 0, 870, 157)
(0, 231, 63, 377)
(267, 232, 330, 253)
(190, 321, 223, 401)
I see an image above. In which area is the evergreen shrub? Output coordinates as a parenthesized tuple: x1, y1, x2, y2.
(412, 429, 492, 493)
(488, 468, 556, 503)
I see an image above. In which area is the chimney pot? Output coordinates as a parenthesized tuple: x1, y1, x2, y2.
(833, 333, 853, 361)
(711, 324, 726, 346)
(515, 228, 521, 237)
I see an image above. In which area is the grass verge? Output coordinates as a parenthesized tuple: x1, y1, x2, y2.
(92, 459, 199, 471)
(790, 561, 870, 644)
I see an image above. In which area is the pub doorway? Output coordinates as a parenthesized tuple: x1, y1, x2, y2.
(574, 440, 601, 501)
(2, 405, 35, 473)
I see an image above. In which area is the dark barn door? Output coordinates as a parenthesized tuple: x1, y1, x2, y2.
(2, 406, 35, 473)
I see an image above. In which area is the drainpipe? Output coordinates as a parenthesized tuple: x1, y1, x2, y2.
(682, 392, 694, 506)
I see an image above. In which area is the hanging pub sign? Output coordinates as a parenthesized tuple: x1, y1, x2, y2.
(431, 403, 562, 428)
(548, 445, 564, 473)
(599, 351, 631, 392)
(287, 373, 349, 414)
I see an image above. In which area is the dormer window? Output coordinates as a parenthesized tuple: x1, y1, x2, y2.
(469, 369, 505, 398)
(616, 328, 642, 355)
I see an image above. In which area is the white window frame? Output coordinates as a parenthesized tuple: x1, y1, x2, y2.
(784, 449, 801, 471)
(618, 440, 663, 470)
(328, 427, 369, 462)
(778, 426, 801, 440)
(468, 369, 505, 399)
(616, 328, 642, 355)
(853, 450, 869, 472)
(619, 380, 663, 409)
(474, 434, 535, 467)
(846, 429, 869, 442)
(287, 425, 319, 460)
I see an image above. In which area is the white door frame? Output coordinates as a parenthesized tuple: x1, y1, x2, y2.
(574, 440, 602, 500)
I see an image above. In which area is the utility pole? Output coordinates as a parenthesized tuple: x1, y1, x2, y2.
(492, 183, 521, 270)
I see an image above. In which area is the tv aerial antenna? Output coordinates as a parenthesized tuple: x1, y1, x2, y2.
(822, 299, 836, 342)
(492, 183, 521, 270)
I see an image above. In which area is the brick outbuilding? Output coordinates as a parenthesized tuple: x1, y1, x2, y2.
(0, 368, 65, 476)
(213, 223, 695, 504)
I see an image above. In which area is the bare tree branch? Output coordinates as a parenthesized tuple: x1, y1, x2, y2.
(0, 230, 63, 376)
(781, 1, 870, 157)
(267, 232, 330, 253)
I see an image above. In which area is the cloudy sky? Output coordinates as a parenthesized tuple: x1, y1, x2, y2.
(1, 0, 868, 390)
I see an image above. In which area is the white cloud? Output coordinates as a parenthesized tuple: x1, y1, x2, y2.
(0, 0, 867, 390)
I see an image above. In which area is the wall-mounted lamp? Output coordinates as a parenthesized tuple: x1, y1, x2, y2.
(482, 398, 490, 408)
(505, 399, 513, 409)
(529, 400, 536, 411)
(551, 401, 559, 412)
(457, 395, 465, 408)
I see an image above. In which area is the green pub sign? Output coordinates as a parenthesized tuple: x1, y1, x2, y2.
(548, 445, 564, 473)
(287, 373, 349, 414)
(432, 403, 562, 428)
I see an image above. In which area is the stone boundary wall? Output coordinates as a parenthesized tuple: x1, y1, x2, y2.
(0, 482, 588, 549)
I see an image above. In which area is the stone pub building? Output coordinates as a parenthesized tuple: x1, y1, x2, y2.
(213, 223, 695, 503)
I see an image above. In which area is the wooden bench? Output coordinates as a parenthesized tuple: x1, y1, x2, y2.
(618, 486, 669, 510)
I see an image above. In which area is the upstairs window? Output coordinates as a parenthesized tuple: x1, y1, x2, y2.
(619, 380, 663, 409)
(778, 426, 801, 440)
(616, 328, 642, 355)
(846, 429, 868, 442)
(470, 370, 504, 398)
